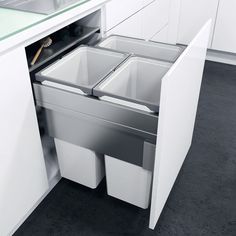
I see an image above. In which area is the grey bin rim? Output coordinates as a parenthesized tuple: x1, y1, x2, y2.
(96, 34, 185, 63)
(93, 55, 173, 113)
(35, 45, 130, 95)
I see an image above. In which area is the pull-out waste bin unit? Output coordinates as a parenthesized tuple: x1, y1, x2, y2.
(33, 19, 211, 228)
(35, 44, 171, 206)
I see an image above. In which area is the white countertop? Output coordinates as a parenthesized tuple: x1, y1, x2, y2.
(0, 0, 109, 55)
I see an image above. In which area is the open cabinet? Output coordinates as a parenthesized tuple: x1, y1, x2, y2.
(149, 20, 211, 229)
(27, 12, 211, 229)
(25, 9, 102, 186)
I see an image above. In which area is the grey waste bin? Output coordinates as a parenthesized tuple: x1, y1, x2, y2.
(36, 46, 129, 95)
(35, 46, 128, 189)
(93, 56, 172, 112)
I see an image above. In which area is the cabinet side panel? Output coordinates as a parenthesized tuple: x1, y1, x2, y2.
(149, 21, 211, 229)
(0, 48, 48, 236)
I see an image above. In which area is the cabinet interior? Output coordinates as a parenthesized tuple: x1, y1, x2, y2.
(25, 9, 103, 186)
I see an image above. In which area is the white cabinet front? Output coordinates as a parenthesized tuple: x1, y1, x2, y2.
(212, 0, 236, 54)
(106, 11, 142, 38)
(151, 24, 168, 43)
(32, 19, 211, 230)
(106, 0, 171, 40)
(0, 48, 48, 236)
(105, 0, 143, 31)
(177, 0, 219, 47)
(141, 0, 170, 40)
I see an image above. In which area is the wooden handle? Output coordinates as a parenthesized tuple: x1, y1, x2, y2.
(31, 45, 43, 66)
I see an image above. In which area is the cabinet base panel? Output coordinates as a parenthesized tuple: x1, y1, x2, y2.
(10, 173, 61, 236)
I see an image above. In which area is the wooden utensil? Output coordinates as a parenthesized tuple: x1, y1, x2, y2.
(31, 37, 52, 66)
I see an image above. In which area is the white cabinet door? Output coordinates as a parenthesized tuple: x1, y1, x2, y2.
(105, 0, 155, 32)
(212, 0, 236, 53)
(167, 0, 181, 44)
(149, 20, 211, 229)
(105, 0, 142, 31)
(141, 0, 153, 8)
(0, 47, 48, 236)
(141, 0, 170, 40)
(106, 0, 170, 40)
(151, 24, 168, 43)
(106, 11, 142, 38)
(177, 0, 219, 47)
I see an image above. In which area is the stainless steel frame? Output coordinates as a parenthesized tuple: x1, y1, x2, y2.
(33, 83, 158, 171)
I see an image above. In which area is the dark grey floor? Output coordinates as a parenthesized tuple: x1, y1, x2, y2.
(15, 61, 236, 236)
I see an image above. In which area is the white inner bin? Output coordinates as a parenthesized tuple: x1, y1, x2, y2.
(105, 155, 152, 209)
(98, 35, 183, 62)
(42, 81, 85, 95)
(97, 57, 171, 111)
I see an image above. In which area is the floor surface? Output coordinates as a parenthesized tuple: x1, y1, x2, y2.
(15, 61, 236, 236)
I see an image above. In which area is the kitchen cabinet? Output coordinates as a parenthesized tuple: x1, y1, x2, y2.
(32, 18, 211, 230)
(151, 24, 168, 43)
(105, 0, 143, 31)
(141, 0, 154, 7)
(0, 0, 211, 233)
(0, 47, 48, 236)
(106, 0, 171, 40)
(106, 10, 142, 38)
(105, 0, 154, 32)
(212, 0, 236, 54)
(150, 21, 211, 229)
(141, 0, 170, 40)
(177, 0, 219, 47)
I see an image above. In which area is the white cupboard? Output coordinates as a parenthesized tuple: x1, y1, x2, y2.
(212, 0, 236, 54)
(141, 0, 170, 40)
(0, 47, 48, 236)
(105, 0, 143, 31)
(177, 0, 219, 47)
(106, 0, 171, 40)
(105, 10, 142, 38)
(151, 24, 168, 43)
